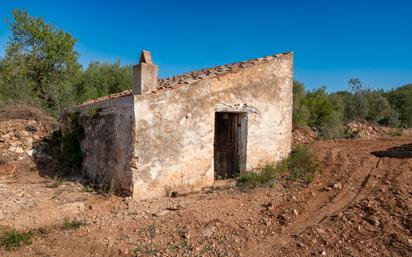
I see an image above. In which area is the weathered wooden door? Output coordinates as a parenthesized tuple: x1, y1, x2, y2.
(214, 112, 247, 179)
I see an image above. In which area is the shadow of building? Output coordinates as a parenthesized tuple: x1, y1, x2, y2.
(371, 143, 412, 159)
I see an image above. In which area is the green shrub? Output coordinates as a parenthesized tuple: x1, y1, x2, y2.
(328, 91, 350, 118)
(318, 110, 344, 139)
(42, 113, 84, 177)
(60, 111, 85, 174)
(293, 81, 310, 127)
(302, 87, 338, 128)
(62, 218, 84, 230)
(386, 84, 412, 128)
(74, 62, 132, 104)
(300, 87, 345, 139)
(287, 146, 318, 184)
(83, 185, 95, 193)
(343, 79, 369, 122)
(389, 128, 402, 137)
(134, 242, 160, 256)
(365, 91, 400, 127)
(107, 177, 116, 196)
(343, 128, 358, 139)
(0, 230, 33, 250)
(85, 107, 102, 125)
(236, 145, 317, 188)
(236, 162, 284, 188)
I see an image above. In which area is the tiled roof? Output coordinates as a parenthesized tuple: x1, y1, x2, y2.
(80, 52, 290, 106)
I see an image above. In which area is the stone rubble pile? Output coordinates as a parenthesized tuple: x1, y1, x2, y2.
(292, 121, 409, 146)
(345, 121, 387, 139)
(292, 127, 318, 146)
(345, 121, 401, 139)
(0, 118, 57, 163)
(400, 127, 412, 136)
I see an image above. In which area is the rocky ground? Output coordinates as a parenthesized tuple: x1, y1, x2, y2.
(0, 106, 411, 256)
(0, 103, 58, 176)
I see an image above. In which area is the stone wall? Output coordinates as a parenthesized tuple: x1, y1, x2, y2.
(63, 96, 135, 195)
(62, 53, 293, 199)
(132, 53, 293, 199)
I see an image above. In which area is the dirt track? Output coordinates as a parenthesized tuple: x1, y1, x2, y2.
(0, 137, 411, 256)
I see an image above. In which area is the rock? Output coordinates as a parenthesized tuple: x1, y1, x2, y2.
(293, 209, 298, 216)
(153, 209, 172, 217)
(27, 149, 34, 156)
(202, 226, 217, 237)
(315, 228, 326, 234)
(25, 125, 37, 132)
(15, 147, 24, 154)
(180, 230, 190, 239)
(345, 121, 395, 139)
(321, 250, 327, 256)
(333, 183, 343, 190)
(292, 127, 318, 146)
(324, 186, 333, 191)
(364, 215, 380, 226)
(277, 214, 287, 225)
(263, 202, 275, 211)
(262, 218, 271, 226)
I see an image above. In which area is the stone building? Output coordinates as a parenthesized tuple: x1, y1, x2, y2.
(62, 50, 294, 200)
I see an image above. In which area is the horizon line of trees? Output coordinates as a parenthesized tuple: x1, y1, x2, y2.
(293, 79, 412, 138)
(1, 9, 411, 137)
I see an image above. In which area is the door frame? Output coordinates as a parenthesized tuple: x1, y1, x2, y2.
(213, 111, 248, 179)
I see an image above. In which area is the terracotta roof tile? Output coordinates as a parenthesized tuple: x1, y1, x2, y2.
(79, 52, 290, 106)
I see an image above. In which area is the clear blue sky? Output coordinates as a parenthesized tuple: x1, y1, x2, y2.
(0, 0, 411, 91)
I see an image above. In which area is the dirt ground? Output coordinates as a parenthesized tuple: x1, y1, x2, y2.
(0, 136, 411, 256)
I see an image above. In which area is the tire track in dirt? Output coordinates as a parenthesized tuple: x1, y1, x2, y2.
(246, 143, 385, 256)
(288, 156, 381, 236)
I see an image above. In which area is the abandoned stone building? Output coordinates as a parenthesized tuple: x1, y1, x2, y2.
(62, 50, 294, 200)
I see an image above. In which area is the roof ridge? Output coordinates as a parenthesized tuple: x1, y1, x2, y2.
(76, 52, 291, 107)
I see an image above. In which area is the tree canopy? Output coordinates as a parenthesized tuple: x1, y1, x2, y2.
(0, 9, 131, 114)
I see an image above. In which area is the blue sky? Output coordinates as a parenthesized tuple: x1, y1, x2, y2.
(0, 0, 411, 91)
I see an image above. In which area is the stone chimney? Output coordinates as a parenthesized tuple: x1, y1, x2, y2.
(132, 50, 158, 95)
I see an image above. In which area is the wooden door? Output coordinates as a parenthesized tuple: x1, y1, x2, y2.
(214, 112, 247, 179)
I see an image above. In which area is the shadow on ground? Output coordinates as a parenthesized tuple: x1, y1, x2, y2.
(371, 143, 412, 159)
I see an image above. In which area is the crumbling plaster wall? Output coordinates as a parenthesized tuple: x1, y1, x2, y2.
(64, 96, 135, 195)
(132, 53, 293, 199)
